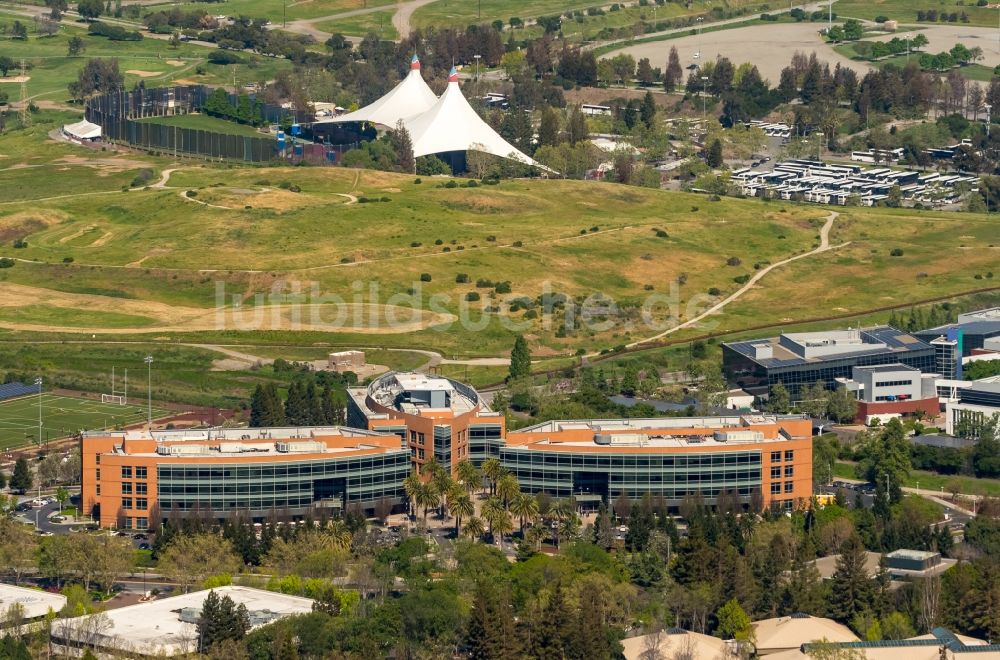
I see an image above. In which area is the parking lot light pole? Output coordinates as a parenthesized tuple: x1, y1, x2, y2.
(701, 76, 709, 119)
(35, 377, 42, 447)
(144, 355, 153, 427)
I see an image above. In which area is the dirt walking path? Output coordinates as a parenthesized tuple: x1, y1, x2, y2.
(624, 211, 847, 350)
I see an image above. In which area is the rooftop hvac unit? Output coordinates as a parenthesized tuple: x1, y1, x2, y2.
(157, 444, 207, 455)
(593, 433, 648, 446)
(276, 440, 325, 453)
(713, 430, 765, 443)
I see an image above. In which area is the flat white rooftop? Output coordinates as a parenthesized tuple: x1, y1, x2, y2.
(53, 586, 313, 656)
(0, 582, 67, 619)
(84, 426, 387, 442)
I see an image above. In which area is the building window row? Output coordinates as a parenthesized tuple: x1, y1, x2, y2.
(875, 379, 913, 388)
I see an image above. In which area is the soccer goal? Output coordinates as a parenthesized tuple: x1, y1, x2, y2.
(104, 366, 128, 406)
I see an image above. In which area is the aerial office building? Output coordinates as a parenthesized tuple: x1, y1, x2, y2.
(499, 414, 813, 511)
(914, 308, 1000, 374)
(722, 326, 937, 401)
(81, 426, 410, 529)
(346, 372, 504, 476)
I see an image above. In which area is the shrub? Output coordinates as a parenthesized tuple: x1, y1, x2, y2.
(410, 241, 422, 247)
(733, 274, 751, 284)
(63, 256, 74, 263)
(655, 229, 669, 238)
(726, 256, 741, 266)
(513, 240, 523, 247)
(434, 239, 443, 245)
(289, 184, 301, 193)
(208, 50, 244, 65)
(890, 248, 904, 256)
(495, 281, 512, 294)
(465, 292, 481, 301)
(708, 287, 721, 296)
(414, 178, 422, 184)
(186, 190, 197, 197)
(486, 235, 496, 242)
(419, 273, 432, 282)
(456, 273, 469, 283)
(0, 258, 15, 268)
(476, 278, 495, 288)
(12, 238, 27, 248)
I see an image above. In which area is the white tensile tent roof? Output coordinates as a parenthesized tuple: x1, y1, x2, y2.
(63, 119, 102, 140)
(318, 54, 437, 128)
(403, 67, 544, 169)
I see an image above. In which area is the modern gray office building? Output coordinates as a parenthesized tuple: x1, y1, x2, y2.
(722, 326, 938, 401)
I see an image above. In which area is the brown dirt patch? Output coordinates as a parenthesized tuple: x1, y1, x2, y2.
(91, 230, 114, 247)
(0, 282, 456, 334)
(126, 70, 162, 77)
(0, 211, 63, 242)
(381, 187, 402, 193)
(54, 155, 148, 175)
(166, 59, 185, 66)
(58, 224, 96, 244)
(0, 76, 29, 83)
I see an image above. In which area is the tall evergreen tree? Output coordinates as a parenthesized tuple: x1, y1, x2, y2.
(391, 119, 415, 173)
(828, 535, 874, 623)
(538, 106, 560, 147)
(10, 457, 31, 493)
(640, 90, 657, 128)
(508, 335, 531, 381)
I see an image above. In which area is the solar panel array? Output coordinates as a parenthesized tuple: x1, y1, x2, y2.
(0, 382, 40, 402)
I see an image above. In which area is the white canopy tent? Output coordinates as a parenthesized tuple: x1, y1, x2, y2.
(316, 54, 437, 128)
(62, 119, 102, 141)
(403, 67, 544, 169)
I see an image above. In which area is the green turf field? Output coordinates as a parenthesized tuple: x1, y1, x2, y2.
(136, 113, 268, 138)
(0, 393, 171, 450)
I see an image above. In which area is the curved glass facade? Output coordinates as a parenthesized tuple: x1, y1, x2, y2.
(500, 447, 763, 503)
(156, 454, 409, 515)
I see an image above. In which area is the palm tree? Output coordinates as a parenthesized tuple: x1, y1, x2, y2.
(491, 509, 514, 548)
(463, 516, 485, 541)
(432, 470, 455, 519)
(403, 470, 422, 519)
(481, 458, 504, 496)
(510, 492, 539, 535)
(455, 459, 481, 494)
(525, 522, 548, 552)
(415, 482, 438, 526)
(450, 491, 474, 537)
(496, 473, 520, 509)
(481, 496, 505, 540)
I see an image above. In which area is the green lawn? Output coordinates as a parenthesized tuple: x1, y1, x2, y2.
(136, 113, 267, 138)
(834, 462, 1000, 497)
(832, 43, 994, 81)
(315, 9, 398, 39)
(834, 0, 1000, 27)
(148, 0, 400, 25)
(0, 393, 170, 450)
(0, 22, 292, 103)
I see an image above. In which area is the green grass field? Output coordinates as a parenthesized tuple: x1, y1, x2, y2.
(136, 113, 267, 138)
(1, 104, 998, 358)
(832, 44, 995, 81)
(0, 20, 292, 104)
(834, 462, 1000, 497)
(0, 393, 170, 449)
(315, 9, 399, 39)
(834, 0, 1000, 27)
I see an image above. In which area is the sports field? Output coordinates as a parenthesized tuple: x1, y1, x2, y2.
(0, 394, 171, 450)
